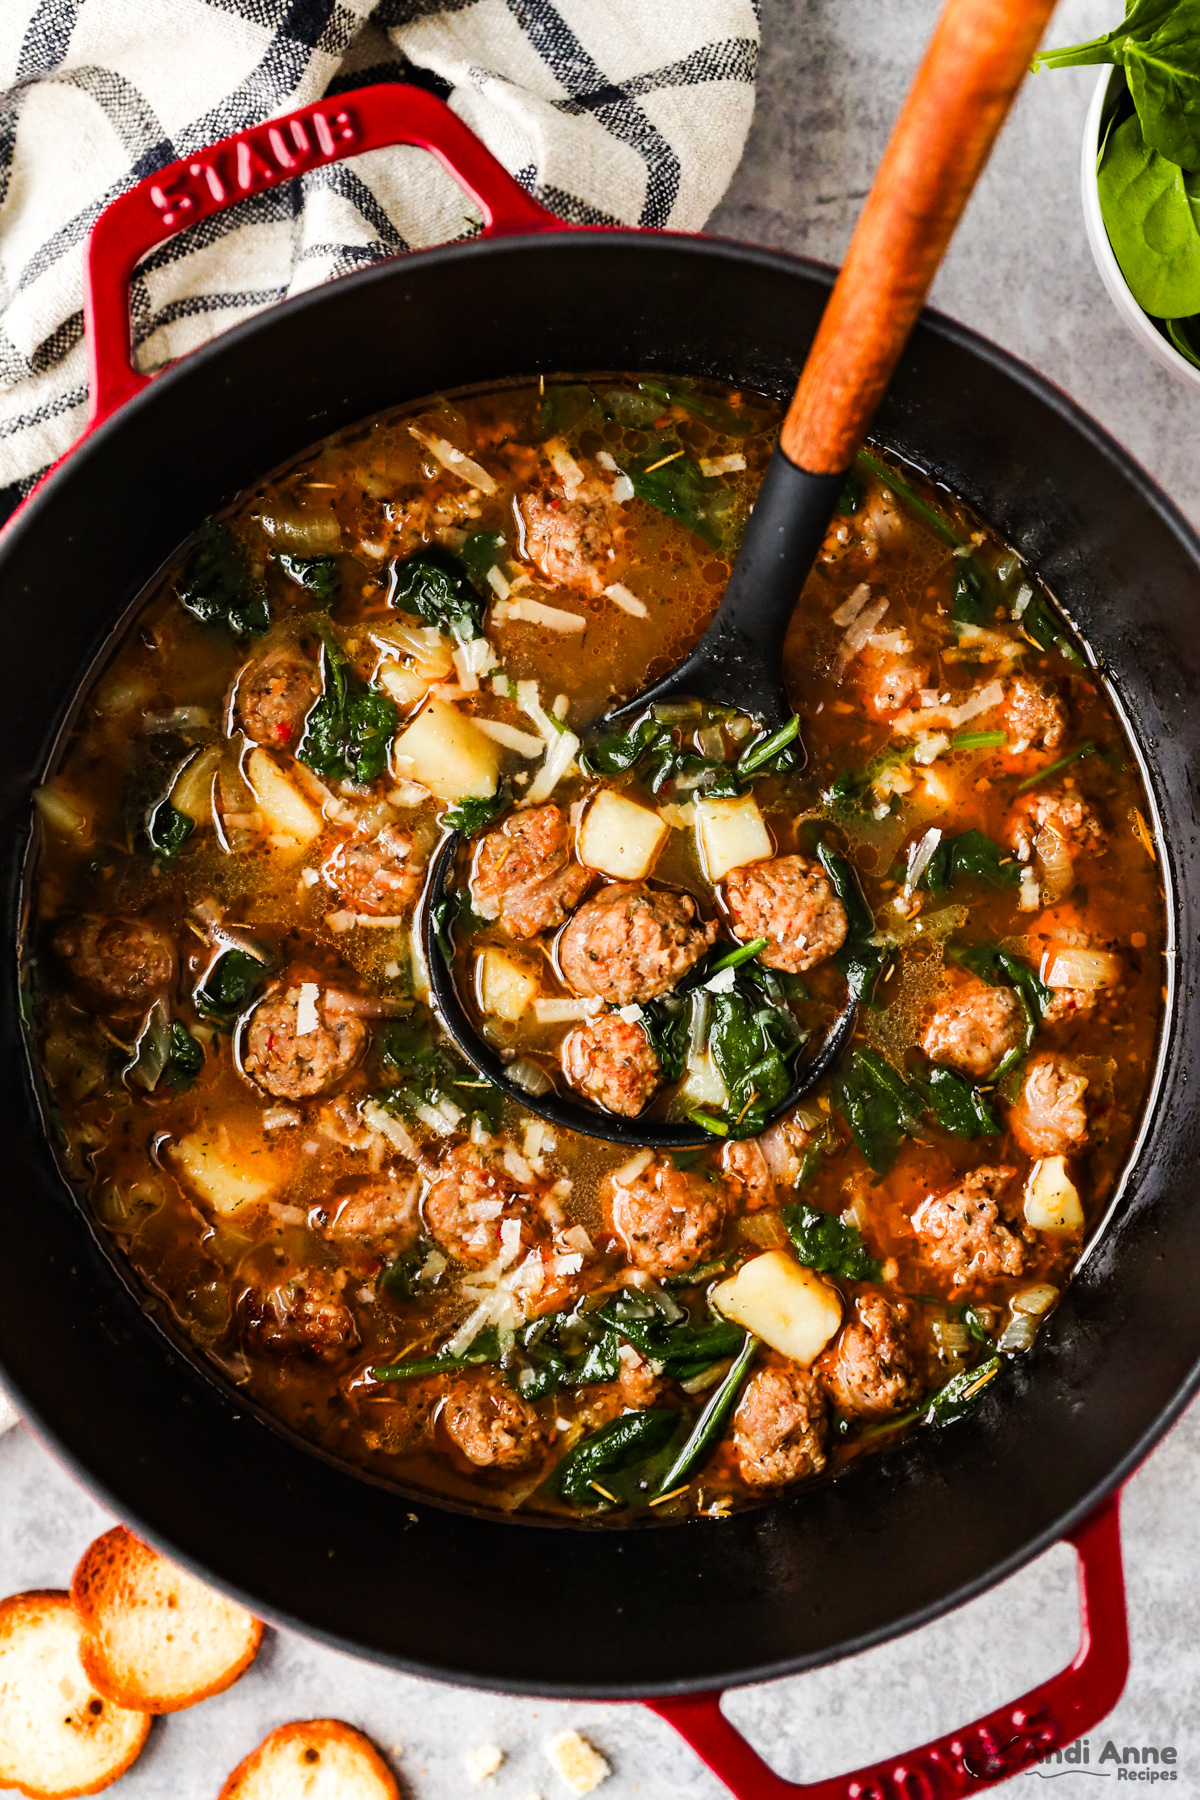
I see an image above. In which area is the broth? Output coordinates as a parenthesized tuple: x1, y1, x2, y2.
(27, 374, 1164, 1521)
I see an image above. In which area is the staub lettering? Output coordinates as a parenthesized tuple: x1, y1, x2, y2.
(148, 109, 359, 226)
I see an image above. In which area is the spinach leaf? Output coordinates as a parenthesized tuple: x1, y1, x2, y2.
(834, 1047, 924, 1176)
(163, 1021, 205, 1090)
(1166, 312, 1200, 365)
(837, 471, 864, 515)
(782, 1200, 882, 1281)
(298, 641, 398, 785)
(460, 530, 508, 589)
(391, 547, 486, 639)
(276, 553, 340, 607)
(924, 1353, 1002, 1426)
(371, 1325, 505, 1382)
(375, 1015, 503, 1131)
(583, 716, 667, 775)
(656, 1333, 758, 1495)
(951, 556, 990, 625)
(1018, 592, 1085, 666)
(593, 1292, 744, 1377)
(736, 714, 803, 778)
(1097, 113, 1200, 317)
(145, 798, 193, 861)
(441, 788, 510, 836)
(194, 946, 273, 1027)
(581, 714, 748, 799)
(378, 1243, 438, 1305)
(817, 841, 892, 1003)
(554, 1408, 682, 1506)
(824, 745, 915, 816)
(624, 445, 736, 552)
(431, 889, 488, 961)
(177, 521, 269, 637)
(639, 991, 692, 1085)
(915, 1065, 1001, 1138)
(707, 974, 804, 1140)
(921, 829, 1020, 896)
(1036, 1, 1200, 170)
(540, 382, 600, 436)
(854, 449, 961, 547)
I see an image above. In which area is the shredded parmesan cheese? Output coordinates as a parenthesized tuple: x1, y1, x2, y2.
(545, 437, 585, 499)
(603, 581, 647, 618)
(831, 581, 872, 628)
(475, 718, 545, 757)
(499, 596, 587, 634)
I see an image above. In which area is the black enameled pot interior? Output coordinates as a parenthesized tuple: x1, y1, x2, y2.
(1, 234, 1197, 1697)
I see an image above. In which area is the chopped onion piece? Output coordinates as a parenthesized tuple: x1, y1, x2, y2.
(33, 783, 91, 841)
(1012, 1283, 1058, 1316)
(486, 565, 511, 599)
(259, 504, 341, 553)
(1041, 943, 1123, 991)
(611, 1148, 654, 1187)
(508, 1059, 553, 1096)
(699, 452, 746, 477)
(361, 1100, 419, 1158)
(596, 450, 619, 473)
(612, 474, 635, 503)
(408, 425, 497, 494)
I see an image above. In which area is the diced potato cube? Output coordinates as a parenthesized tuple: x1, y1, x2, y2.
(245, 747, 323, 846)
(696, 792, 773, 882)
(476, 947, 540, 1022)
(394, 699, 500, 802)
(170, 744, 223, 827)
(1023, 1156, 1084, 1233)
(168, 1132, 281, 1214)
(713, 1250, 843, 1364)
(578, 788, 668, 880)
(376, 662, 431, 710)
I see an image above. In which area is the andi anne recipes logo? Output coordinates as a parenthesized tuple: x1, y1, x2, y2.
(1027, 1738, 1183, 1782)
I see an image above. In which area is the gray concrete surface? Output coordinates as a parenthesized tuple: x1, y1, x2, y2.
(3, 1, 1197, 1793)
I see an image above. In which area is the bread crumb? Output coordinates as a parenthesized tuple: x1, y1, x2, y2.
(466, 1743, 505, 1782)
(545, 1729, 611, 1794)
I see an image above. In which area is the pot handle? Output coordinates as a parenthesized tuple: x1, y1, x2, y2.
(647, 1496, 1128, 1800)
(84, 82, 561, 428)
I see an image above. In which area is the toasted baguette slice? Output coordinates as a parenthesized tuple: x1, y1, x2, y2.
(71, 1526, 262, 1714)
(219, 1721, 399, 1800)
(0, 1590, 150, 1799)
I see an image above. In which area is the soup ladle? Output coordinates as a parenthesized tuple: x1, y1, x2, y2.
(422, 0, 1057, 1149)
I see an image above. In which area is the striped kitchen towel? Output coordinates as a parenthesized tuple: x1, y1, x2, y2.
(0, 0, 760, 525)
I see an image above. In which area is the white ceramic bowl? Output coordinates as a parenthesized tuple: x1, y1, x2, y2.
(1082, 66, 1200, 391)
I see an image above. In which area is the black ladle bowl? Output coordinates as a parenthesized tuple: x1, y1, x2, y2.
(422, 451, 858, 1148)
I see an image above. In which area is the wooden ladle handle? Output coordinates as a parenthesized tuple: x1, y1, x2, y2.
(781, 0, 1057, 476)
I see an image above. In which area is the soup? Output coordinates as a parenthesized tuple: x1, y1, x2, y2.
(27, 374, 1164, 1520)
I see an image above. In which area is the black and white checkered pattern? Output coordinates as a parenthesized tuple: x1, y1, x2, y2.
(0, 0, 760, 523)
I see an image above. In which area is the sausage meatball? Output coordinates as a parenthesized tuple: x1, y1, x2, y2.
(1009, 1055, 1090, 1158)
(422, 1142, 533, 1269)
(559, 882, 716, 1006)
(235, 649, 318, 749)
(720, 1137, 776, 1211)
(325, 824, 422, 916)
(605, 1152, 729, 1280)
(821, 1294, 926, 1418)
(470, 803, 591, 939)
(561, 1012, 661, 1117)
(912, 1165, 1027, 1291)
(441, 1372, 551, 1469)
(243, 986, 368, 1100)
(921, 975, 1025, 1081)
(241, 1265, 359, 1363)
(1004, 674, 1067, 752)
(617, 1350, 666, 1410)
(51, 913, 176, 1015)
(1008, 786, 1105, 862)
(863, 654, 926, 719)
(518, 487, 614, 595)
(734, 1365, 829, 1488)
(312, 1176, 419, 1273)
(1042, 986, 1098, 1028)
(722, 856, 848, 975)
